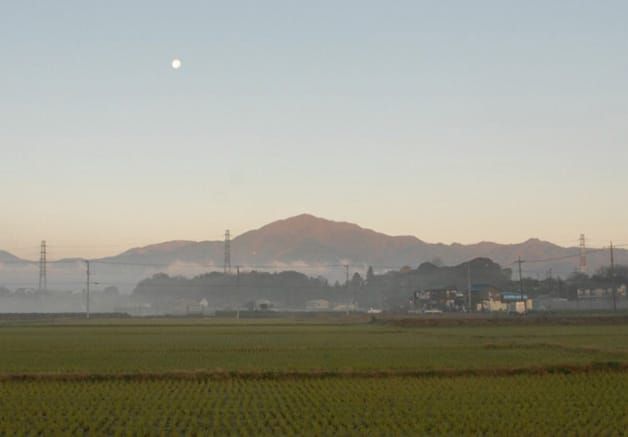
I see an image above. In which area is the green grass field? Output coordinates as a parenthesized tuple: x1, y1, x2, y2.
(1, 317, 627, 434)
(1, 320, 627, 373)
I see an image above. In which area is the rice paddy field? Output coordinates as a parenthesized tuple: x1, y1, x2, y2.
(1, 317, 627, 435)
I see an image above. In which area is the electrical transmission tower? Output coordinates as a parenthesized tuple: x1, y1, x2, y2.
(610, 241, 617, 312)
(38, 240, 47, 292)
(224, 230, 232, 274)
(579, 234, 587, 274)
(85, 260, 91, 319)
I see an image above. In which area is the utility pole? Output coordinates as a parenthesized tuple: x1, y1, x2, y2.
(344, 264, 350, 287)
(223, 230, 232, 275)
(610, 241, 617, 312)
(85, 260, 91, 319)
(38, 240, 47, 292)
(467, 263, 472, 312)
(517, 257, 526, 313)
(579, 234, 587, 274)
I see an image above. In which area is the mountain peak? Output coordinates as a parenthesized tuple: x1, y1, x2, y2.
(272, 213, 347, 225)
(520, 237, 560, 248)
(286, 213, 321, 222)
(255, 214, 363, 235)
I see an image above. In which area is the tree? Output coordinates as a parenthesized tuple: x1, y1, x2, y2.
(103, 286, 120, 297)
(430, 257, 444, 267)
(351, 272, 364, 289)
(366, 266, 375, 284)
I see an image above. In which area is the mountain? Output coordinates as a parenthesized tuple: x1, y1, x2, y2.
(233, 214, 430, 266)
(0, 250, 26, 264)
(105, 240, 219, 265)
(95, 214, 627, 277)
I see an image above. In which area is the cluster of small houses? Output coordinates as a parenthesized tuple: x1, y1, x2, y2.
(5, 282, 625, 316)
(577, 286, 627, 298)
(245, 299, 362, 313)
(179, 298, 361, 316)
(412, 284, 533, 314)
(413, 283, 627, 314)
(117, 284, 627, 316)
(179, 284, 533, 316)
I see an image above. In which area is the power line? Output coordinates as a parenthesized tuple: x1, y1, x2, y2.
(514, 242, 628, 265)
(80, 260, 395, 270)
(5, 238, 628, 269)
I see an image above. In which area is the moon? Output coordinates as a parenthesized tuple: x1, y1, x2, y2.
(171, 58, 182, 70)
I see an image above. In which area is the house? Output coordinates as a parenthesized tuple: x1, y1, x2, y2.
(252, 299, 274, 311)
(413, 288, 462, 312)
(492, 292, 533, 313)
(470, 284, 501, 311)
(306, 299, 330, 311)
(333, 303, 358, 312)
(186, 303, 205, 316)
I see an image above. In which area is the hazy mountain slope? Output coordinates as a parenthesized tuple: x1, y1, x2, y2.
(103, 240, 223, 265)
(0, 250, 26, 264)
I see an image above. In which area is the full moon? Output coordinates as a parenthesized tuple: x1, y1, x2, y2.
(171, 58, 182, 70)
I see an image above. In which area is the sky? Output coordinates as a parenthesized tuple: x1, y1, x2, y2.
(2, 0, 627, 259)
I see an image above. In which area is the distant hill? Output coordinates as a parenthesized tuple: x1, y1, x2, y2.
(93, 214, 626, 277)
(0, 250, 26, 264)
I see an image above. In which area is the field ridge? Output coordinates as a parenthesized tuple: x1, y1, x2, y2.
(1, 361, 626, 382)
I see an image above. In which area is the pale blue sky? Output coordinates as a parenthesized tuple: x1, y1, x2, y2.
(2, 1, 627, 258)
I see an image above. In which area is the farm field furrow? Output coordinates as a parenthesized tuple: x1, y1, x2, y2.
(1, 373, 626, 436)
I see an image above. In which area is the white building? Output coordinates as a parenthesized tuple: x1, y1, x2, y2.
(306, 299, 330, 311)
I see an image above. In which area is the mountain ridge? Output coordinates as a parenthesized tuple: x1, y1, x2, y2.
(1, 214, 625, 277)
(91, 214, 628, 275)
(0, 250, 25, 263)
